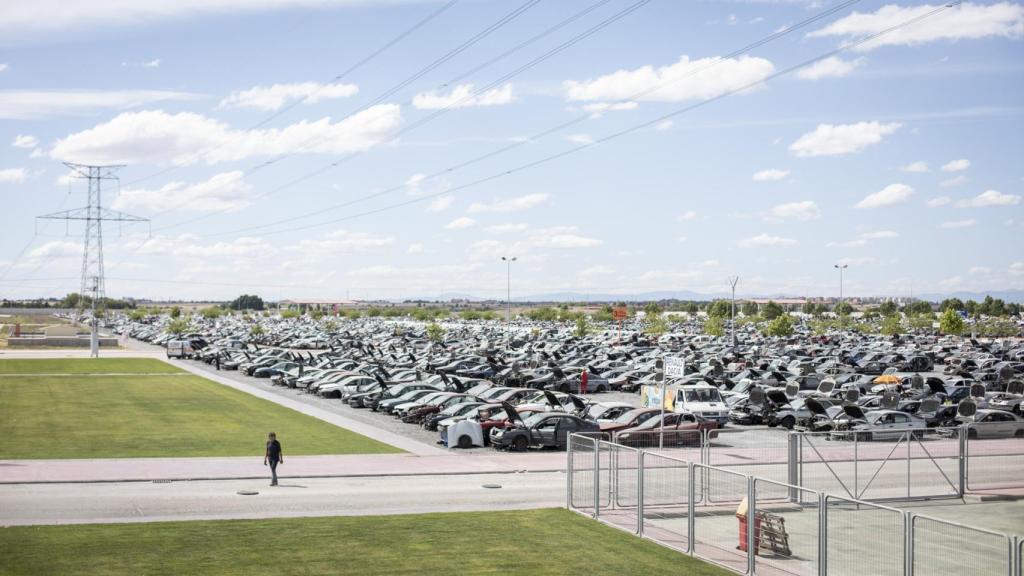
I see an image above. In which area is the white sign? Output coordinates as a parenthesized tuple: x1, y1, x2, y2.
(664, 356, 686, 378)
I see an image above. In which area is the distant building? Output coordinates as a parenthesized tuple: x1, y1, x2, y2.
(280, 299, 359, 312)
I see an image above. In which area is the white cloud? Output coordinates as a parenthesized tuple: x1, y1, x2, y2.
(50, 106, 401, 165)
(808, 2, 1024, 51)
(901, 161, 929, 173)
(404, 173, 427, 195)
(484, 223, 529, 234)
(0, 63, 7, 73)
(468, 193, 548, 213)
(855, 183, 914, 208)
(0, 0, 390, 35)
(796, 56, 864, 80)
(580, 265, 614, 276)
(426, 195, 454, 212)
(534, 231, 602, 248)
(1009, 262, 1024, 276)
(143, 59, 160, 68)
(752, 168, 790, 182)
(291, 229, 393, 254)
(677, 210, 697, 221)
(940, 174, 968, 188)
(582, 101, 638, 114)
(836, 257, 878, 266)
(566, 134, 594, 145)
(738, 234, 797, 248)
(941, 158, 971, 172)
(11, 134, 38, 148)
(655, 119, 673, 131)
(955, 190, 1021, 208)
(827, 239, 868, 248)
(29, 239, 82, 259)
(0, 89, 201, 120)
(0, 168, 27, 183)
(769, 200, 820, 221)
(412, 83, 513, 110)
(219, 81, 358, 111)
(563, 55, 774, 103)
(969, 266, 992, 274)
(112, 171, 253, 212)
(445, 217, 476, 230)
(940, 219, 977, 229)
(407, 243, 424, 254)
(789, 121, 900, 157)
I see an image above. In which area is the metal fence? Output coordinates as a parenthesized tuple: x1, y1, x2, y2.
(567, 433, 1021, 576)
(965, 422, 1024, 492)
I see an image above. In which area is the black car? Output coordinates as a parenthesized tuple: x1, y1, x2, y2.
(490, 405, 600, 452)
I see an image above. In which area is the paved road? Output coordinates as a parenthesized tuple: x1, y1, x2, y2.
(0, 472, 566, 526)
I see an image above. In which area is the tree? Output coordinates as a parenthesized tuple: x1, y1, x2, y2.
(281, 309, 300, 319)
(250, 324, 265, 336)
(940, 298, 965, 313)
(200, 307, 222, 319)
(426, 322, 445, 342)
(762, 301, 784, 320)
(310, 309, 325, 320)
(742, 301, 759, 317)
(683, 302, 699, 315)
(167, 319, 188, 335)
(703, 316, 725, 337)
(833, 302, 853, 316)
(964, 300, 979, 317)
(228, 294, 265, 311)
(707, 300, 731, 318)
(643, 302, 663, 317)
(169, 306, 181, 319)
(129, 309, 147, 321)
(574, 315, 590, 338)
(645, 315, 668, 336)
(878, 300, 898, 317)
(904, 301, 933, 316)
(764, 314, 794, 337)
(880, 314, 902, 336)
(939, 308, 965, 336)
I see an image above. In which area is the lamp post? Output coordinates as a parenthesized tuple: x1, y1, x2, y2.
(834, 264, 848, 332)
(728, 276, 739, 349)
(501, 256, 516, 348)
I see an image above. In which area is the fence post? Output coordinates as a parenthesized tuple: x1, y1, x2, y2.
(854, 430, 859, 500)
(958, 426, 967, 497)
(566, 434, 574, 510)
(593, 439, 600, 520)
(788, 431, 799, 502)
(906, 511, 914, 576)
(637, 450, 644, 537)
(688, 463, 696, 554)
(747, 475, 756, 575)
(819, 493, 828, 576)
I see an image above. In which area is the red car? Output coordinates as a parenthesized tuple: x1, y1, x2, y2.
(614, 412, 717, 447)
(599, 408, 662, 435)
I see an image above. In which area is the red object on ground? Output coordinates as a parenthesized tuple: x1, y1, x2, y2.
(737, 513, 761, 553)
(580, 370, 588, 394)
(14, 323, 21, 337)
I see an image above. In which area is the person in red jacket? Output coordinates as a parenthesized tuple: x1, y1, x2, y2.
(580, 369, 588, 394)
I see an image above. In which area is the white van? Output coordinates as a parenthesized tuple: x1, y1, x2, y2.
(166, 340, 193, 359)
(641, 383, 730, 426)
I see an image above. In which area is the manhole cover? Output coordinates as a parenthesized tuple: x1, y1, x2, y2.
(482, 484, 502, 489)
(237, 490, 260, 496)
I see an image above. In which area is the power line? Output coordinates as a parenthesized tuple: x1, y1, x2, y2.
(192, 0, 863, 239)
(205, 1, 960, 240)
(123, 0, 461, 189)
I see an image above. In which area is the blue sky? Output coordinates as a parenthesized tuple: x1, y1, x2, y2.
(1, 0, 1022, 301)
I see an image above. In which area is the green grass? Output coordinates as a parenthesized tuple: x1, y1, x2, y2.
(0, 509, 729, 576)
(0, 358, 181, 374)
(0, 359, 401, 458)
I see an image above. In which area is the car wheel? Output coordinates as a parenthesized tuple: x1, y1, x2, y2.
(968, 428, 978, 440)
(858, 432, 873, 442)
(780, 416, 796, 430)
(1014, 429, 1023, 438)
(513, 436, 529, 452)
(457, 435, 473, 449)
(1013, 405, 1021, 417)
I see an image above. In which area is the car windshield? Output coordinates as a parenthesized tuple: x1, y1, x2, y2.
(683, 388, 721, 403)
(523, 413, 553, 427)
(615, 410, 646, 424)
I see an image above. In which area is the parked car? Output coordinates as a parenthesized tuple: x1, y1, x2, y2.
(490, 409, 600, 452)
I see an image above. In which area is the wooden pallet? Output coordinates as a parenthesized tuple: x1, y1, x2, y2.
(757, 511, 791, 556)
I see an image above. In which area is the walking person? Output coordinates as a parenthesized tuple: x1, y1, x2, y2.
(215, 355, 221, 370)
(580, 368, 588, 395)
(264, 432, 283, 486)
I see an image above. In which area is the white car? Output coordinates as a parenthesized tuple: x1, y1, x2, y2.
(832, 409, 927, 441)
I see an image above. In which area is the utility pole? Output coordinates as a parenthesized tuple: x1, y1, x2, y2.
(834, 264, 848, 334)
(728, 276, 739, 349)
(501, 256, 517, 350)
(37, 162, 147, 358)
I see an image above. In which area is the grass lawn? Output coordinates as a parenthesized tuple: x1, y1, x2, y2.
(0, 509, 730, 576)
(0, 359, 401, 458)
(0, 358, 182, 374)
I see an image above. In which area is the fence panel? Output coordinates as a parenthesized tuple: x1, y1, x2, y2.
(911, 514, 1011, 576)
(640, 452, 691, 553)
(966, 423, 1024, 492)
(599, 441, 640, 534)
(823, 495, 905, 576)
(753, 478, 819, 576)
(613, 429, 703, 461)
(692, 464, 750, 575)
(706, 428, 790, 489)
(569, 434, 596, 514)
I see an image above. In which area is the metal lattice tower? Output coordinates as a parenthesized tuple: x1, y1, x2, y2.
(37, 163, 147, 314)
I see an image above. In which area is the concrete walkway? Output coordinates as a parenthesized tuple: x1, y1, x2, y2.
(0, 472, 566, 526)
(0, 452, 568, 484)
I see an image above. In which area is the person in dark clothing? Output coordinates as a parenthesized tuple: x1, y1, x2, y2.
(215, 355, 221, 370)
(264, 432, 283, 486)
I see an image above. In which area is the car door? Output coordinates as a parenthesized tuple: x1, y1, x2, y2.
(534, 416, 559, 446)
(555, 417, 578, 447)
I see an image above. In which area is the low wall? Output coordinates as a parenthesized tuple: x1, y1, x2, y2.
(7, 337, 119, 348)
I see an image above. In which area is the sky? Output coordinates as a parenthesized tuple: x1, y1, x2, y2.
(0, 0, 1022, 302)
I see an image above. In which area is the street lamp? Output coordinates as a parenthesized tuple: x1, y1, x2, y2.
(834, 264, 848, 331)
(728, 276, 739, 349)
(501, 256, 517, 348)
